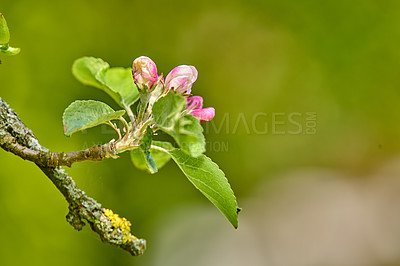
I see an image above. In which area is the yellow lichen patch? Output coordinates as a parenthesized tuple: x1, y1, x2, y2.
(103, 208, 138, 242)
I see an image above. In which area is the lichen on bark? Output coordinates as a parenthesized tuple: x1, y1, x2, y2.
(0, 97, 146, 256)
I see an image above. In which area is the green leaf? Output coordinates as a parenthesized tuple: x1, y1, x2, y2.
(138, 127, 157, 174)
(0, 13, 10, 44)
(0, 13, 20, 55)
(63, 100, 125, 136)
(72, 57, 140, 108)
(72, 57, 109, 89)
(0, 45, 20, 55)
(130, 149, 149, 172)
(152, 94, 205, 156)
(96, 67, 139, 107)
(167, 115, 206, 157)
(152, 93, 186, 130)
(150, 141, 175, 168)
(165, 148, 239, 228)
(130, 141, 174, 173)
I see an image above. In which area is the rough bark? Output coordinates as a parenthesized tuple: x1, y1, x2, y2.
(0, 97, 146, 256)
(0, 130, 117, 167)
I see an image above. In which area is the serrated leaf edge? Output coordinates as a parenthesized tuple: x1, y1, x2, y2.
(62, 100, 125, 136)
(151, 145, 239, 228)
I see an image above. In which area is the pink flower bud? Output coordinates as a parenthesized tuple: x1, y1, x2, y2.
(186, 95, 215, 122)
(165, 65, 198, 94)
(189, 107, 215, 123)
(186, 96, 203, 110)
(132, 56, 158, 90)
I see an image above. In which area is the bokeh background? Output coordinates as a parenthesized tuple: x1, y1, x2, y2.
(1, 0, 400, 265)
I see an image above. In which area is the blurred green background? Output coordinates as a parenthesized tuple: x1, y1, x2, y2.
(1, 0, 400, 265)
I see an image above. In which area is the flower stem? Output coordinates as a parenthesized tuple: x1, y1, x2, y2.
(125, 105, 135, 123)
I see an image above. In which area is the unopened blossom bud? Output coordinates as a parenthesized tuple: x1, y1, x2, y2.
(165, 65, 198, 94)
(186, 95, 215, 122)
(186, 96, 203, 110)
(132, 56, 158, 90)
(190, 107, 215, 122)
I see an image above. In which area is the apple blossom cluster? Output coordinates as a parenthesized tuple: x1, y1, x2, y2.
(132, 56, 215, 122)
(1, 10, 240, 257)
(63, 54, 239, 232)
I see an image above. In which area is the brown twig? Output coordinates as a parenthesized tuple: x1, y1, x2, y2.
(0, 131, 117, 167)
(0, 97, 146, 256)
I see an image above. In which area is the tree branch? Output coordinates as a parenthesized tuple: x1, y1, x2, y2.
(0, 97, 146, 256)
(0, 132, 117, 167)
